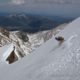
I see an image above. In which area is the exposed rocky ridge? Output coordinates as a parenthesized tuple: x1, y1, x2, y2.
(0, 23, 67, 56)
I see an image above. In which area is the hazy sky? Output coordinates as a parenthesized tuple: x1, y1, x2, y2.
(0, 0, 80, 18)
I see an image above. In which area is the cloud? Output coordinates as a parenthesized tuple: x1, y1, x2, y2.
(11, 0, 25, 5)
(34, 0, 80, 5)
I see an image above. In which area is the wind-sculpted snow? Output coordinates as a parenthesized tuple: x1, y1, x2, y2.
(0, 44, 14, 62)
(0, 18, 80, 80)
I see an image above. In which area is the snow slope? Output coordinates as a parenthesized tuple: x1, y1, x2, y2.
(0, 17, 80, 80)
(0, 23, 67, 56)
(0, 43, 23, 63)
(0, 43, 14, 62)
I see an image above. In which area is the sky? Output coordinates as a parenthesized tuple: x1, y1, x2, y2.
(0, 0, 80, 18)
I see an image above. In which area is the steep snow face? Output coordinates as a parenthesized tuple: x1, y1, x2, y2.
(0, 43, 22, 64)
(0, 44, 14, 62)
(0, 23, 67, 56)
(0, 18, 79, 80)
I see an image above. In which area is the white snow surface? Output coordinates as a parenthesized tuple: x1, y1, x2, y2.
(0, 17, 80, 80)
(0, 43, 14, 62)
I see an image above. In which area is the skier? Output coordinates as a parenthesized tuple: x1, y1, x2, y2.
(55, 36, 64, 45)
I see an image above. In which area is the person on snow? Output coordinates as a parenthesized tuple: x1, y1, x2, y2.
(55, 36, 64, 45)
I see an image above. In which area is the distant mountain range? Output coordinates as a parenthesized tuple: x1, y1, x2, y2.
(0, 14, 71, 33)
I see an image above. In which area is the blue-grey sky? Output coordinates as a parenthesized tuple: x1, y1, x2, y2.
(0, 0, 80, 18)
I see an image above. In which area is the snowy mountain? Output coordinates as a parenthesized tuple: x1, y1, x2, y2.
(0, 17, 80, 80)
(0, 43, 22, 64)
(0, 23, 67, 63)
